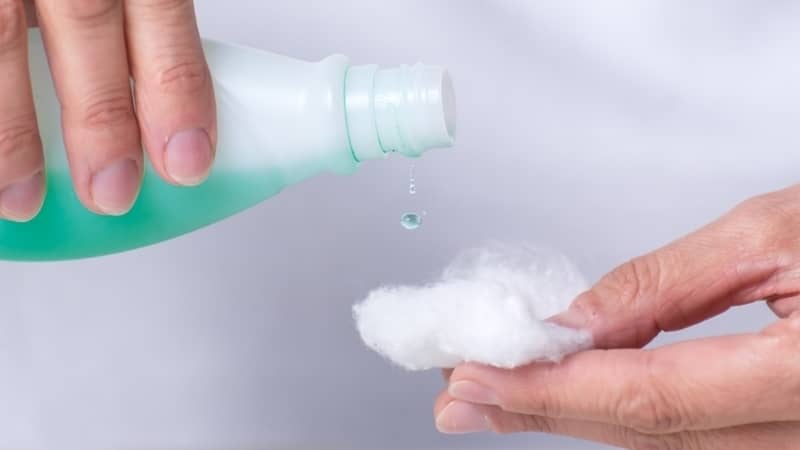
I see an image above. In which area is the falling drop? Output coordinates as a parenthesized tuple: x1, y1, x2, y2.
(400, 213, 422, 230)
(409, 165, 417, 195)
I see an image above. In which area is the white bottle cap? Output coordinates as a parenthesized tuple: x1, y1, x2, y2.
(345, 64, 456, 161)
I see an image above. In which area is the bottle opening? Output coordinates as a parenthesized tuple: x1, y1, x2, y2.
(346, 64, 457, 161)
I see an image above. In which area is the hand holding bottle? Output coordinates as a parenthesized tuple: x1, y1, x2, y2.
(0, 0, 216, 221)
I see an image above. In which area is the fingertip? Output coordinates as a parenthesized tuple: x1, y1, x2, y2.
(547, 290, 596, 329)
(164, 127, 213, 186)
(767, 296, 800, 319)
(433, 390, 455, 418)
(89, 158, 142, 216)
(0, 171, 45, 222)
(435, 401, 491, 434)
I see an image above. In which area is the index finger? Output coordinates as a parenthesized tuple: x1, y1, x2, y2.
(553, 184, 800, 349)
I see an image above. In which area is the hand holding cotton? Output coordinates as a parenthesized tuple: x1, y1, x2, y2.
(353, 245, 593, 370)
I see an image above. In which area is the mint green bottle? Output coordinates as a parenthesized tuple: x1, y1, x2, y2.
(0, 31, 456, 261)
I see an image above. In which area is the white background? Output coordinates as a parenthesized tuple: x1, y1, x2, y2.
(1, 1, 799, 449)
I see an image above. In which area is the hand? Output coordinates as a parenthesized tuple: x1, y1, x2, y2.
(0, 0, 216, 221)
(434, 185, 800, 449)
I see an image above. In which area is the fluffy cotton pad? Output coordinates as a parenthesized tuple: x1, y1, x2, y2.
(353, 244, 593, 370)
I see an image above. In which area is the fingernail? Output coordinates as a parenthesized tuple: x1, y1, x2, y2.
(449, 381, 499, 406)
(549, 306, 591, 329)
(91, 158, 141, 215)
(436, 401, 490, 434)
(165, 128, 213, 186)
(0, 172, 45, 222)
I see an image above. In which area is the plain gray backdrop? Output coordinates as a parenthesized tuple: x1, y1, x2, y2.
(1, 1, 799, 449)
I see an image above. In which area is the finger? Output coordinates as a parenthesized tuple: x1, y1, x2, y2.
(36, 0, 143, 215)
(433, 390, 454, 420)
(442, 369, 454, 382)
(124, 0, 216, 186)
(23, 0, 34, 27)
(434, 391, 651, 447)
(436, 399, 656, 448)
(434, 388, 492, 435)
(767, 295, 800, 319)
(0, 0, 45, 221)
(449, 317, 800, 434)
(438, 401, 800, 450)
(552, 185, 800, 349)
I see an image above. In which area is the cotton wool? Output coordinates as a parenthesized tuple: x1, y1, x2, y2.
(353, 244, 593, 370)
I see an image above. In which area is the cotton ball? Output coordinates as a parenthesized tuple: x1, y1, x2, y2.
(353, 244, 593, 370)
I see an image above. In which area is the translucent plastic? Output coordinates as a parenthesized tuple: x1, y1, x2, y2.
(0, 31, 455, 261)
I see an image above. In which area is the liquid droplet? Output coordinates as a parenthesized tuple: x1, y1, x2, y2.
(409, 164, 417, 195)
(400, 213, 422, 230)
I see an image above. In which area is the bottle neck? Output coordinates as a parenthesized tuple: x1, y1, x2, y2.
(345, 64, 456, 161)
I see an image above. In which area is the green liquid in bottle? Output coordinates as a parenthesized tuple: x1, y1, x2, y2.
(0, 168, 280, 261)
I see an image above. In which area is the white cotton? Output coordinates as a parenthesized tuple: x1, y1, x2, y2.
(353, 244, 593, 370)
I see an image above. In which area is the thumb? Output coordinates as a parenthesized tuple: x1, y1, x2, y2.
(552, 186, 800, 349)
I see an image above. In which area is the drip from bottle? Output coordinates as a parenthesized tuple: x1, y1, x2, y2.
(401, 213, 422, 230)
(409, 164, 417, 195)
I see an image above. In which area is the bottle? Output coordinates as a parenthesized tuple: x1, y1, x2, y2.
(0, 30, 456, 262)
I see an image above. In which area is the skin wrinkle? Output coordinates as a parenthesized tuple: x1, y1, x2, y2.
(675, 337, 770, 431)
(533, 361, 566, 420)
(56, 0, 120, 25)
(614, 352, 685, 434)
(630, 255, 663, 344)
(0, 0, 25, 51)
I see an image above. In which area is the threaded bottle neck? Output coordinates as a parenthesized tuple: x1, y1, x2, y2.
(345, 64, 456, 161)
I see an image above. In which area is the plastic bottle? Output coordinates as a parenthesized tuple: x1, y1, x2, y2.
(0, 30, 456, 261)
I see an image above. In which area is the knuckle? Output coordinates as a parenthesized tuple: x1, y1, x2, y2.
(617, 386, 681, 434)
(62, 0, 119, 23)
(0, 118, 41, 163)
(730, 193, 798, 250)
(79, 91, 135, 130)
(602, 255, 663, 310)
(0, 0, 26, 51)
(615, 358, 687, 433)
(154, 59, 209, 96)
(503, 366, 565, 419)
